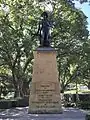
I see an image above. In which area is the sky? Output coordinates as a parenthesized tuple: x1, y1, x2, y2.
(75, 1, 90, 32)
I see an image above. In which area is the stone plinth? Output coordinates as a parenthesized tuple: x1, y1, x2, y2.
(28, 47, 62, 113)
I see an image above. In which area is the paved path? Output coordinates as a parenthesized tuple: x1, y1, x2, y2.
(0, 107, 86, 120)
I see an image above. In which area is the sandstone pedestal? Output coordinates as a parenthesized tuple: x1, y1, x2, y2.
(28, 47, 62, 113)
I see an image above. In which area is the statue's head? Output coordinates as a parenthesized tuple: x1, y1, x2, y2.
(41, 11, 48, 19)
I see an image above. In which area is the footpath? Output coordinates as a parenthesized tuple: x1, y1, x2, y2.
(0, 107, 86, 120)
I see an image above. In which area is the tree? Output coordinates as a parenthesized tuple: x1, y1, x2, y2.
(0, 0, 89, 97)
(0, 0, 41, 97)
(0, 66, 12, 99)
(80, 39, 90, 89)
(51, 0, 89, 92)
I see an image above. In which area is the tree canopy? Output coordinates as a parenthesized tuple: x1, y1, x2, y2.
(0, 0, 90, 98)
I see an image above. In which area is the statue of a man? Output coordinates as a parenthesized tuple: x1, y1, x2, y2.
(37, 11, 53, 47)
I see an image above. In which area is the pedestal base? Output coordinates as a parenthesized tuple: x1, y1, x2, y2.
(28, 48, 62, 113)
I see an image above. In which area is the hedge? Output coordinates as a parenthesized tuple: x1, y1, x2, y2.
(85, 113, 90, 120)
(0, 96, 29, 109)
(78, 101, 90, 109)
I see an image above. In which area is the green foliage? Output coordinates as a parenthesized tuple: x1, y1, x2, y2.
(0, 0, 89, 97)
(78, 101, 90, 109)
(51, 0, 89, 92)
(0, 96, 29, 108)
(0, 0, 40, 97)
(86, 113, 90, 120)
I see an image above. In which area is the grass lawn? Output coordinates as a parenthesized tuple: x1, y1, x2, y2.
(64, 89, 90, 94)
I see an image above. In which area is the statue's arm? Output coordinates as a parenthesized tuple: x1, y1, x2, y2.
(37, 21, 42, 35)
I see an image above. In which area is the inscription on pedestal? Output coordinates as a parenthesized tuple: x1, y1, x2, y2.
(30, 82, 60, 109)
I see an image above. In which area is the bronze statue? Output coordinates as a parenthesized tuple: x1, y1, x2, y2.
(37, 11, 53, 47)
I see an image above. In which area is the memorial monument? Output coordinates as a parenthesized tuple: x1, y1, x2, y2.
(28, 11, 62, 113)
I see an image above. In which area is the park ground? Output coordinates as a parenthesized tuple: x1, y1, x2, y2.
(0, 107, 87, 120)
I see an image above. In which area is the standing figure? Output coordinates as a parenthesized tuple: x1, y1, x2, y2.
(37, 11, 52, 47)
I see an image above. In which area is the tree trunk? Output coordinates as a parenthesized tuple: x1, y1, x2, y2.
(14, 82, 24, 98)
(14, 78, 24, 98)
(61, 83, 66, 93)
(12, 70, 23, 98)
(88, 82, 90, 89)
(22, 81, 30, 95)
(14, 86, 20, 98)
(76, 80, 79, 107)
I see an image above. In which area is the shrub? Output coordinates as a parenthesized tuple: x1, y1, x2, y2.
(85, 113, 90, 120)
(64, 101, 76, 107)
(16, 96, 29, 107)
(78, 101, 90, 109)
(79, 94, 90, 102)
(0, 96, 29, 109)
(0, 100, 12, 109)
